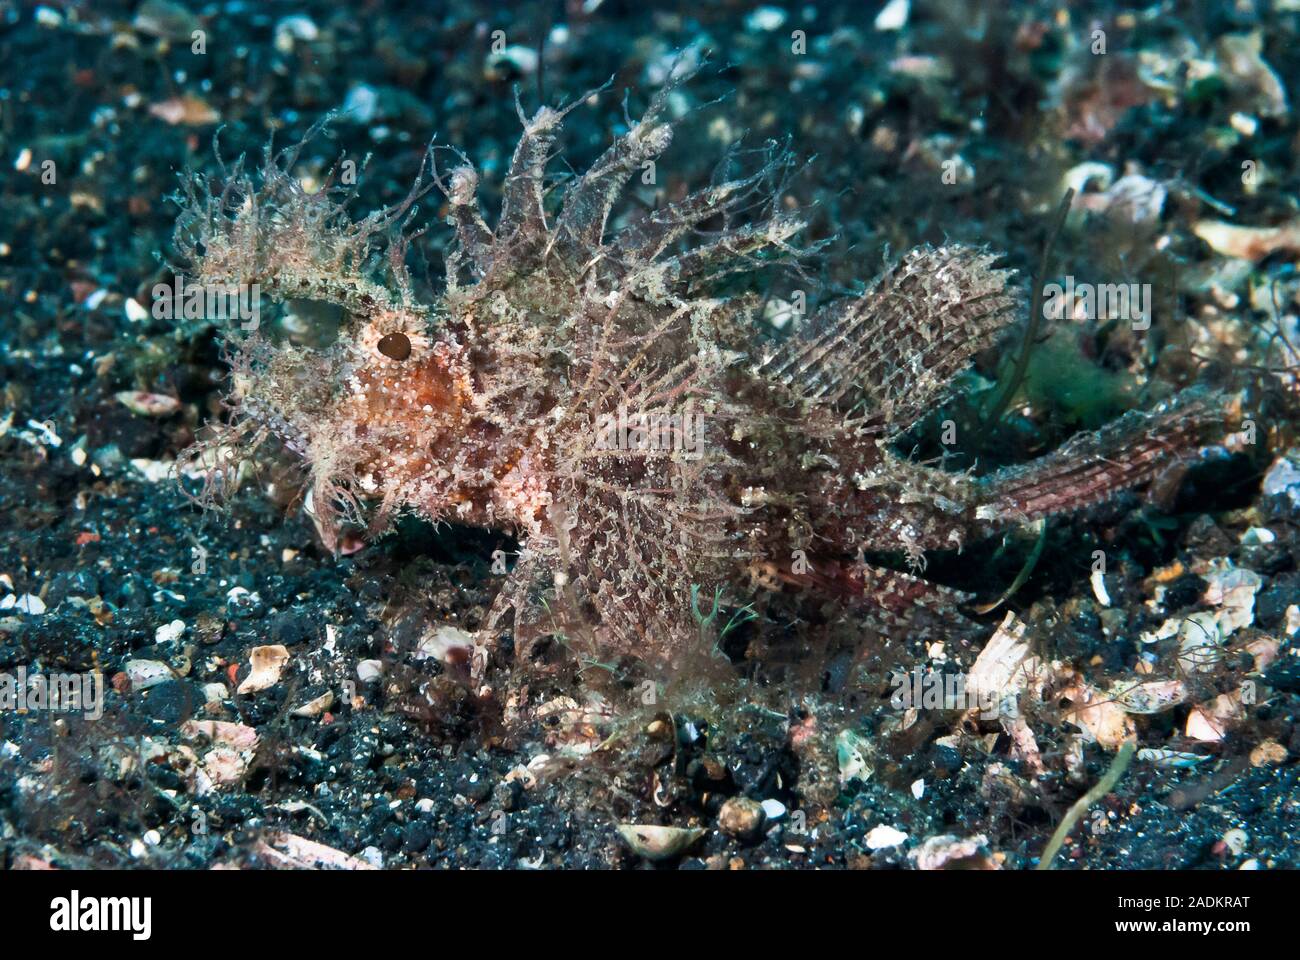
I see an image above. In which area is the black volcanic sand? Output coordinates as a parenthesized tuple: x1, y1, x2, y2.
(1, 0, 1298, 869)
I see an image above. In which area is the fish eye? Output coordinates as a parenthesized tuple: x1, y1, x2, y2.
(377, 332, 412, 361)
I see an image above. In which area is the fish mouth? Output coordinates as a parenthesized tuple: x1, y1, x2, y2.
(237, 394, 370, 555)
(301, 484, 369, 556)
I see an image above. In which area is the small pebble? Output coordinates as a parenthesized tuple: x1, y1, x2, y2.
(154, 618, 186, 644)
(718, 797, 766, 840)
(124, 298, 149, 323)
(1222, 828, 1249, 856)
(0, 593, 45, 615)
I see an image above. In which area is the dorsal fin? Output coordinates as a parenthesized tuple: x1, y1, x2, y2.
(758, 245, 1019, 431)
(494, 103, 567, 249)
(551, 58, 701, 262)
(610, 145, 790, 266)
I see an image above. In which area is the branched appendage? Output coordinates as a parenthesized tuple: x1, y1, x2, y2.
(175, 416, 265, 510)
(173, 117, 435, 313)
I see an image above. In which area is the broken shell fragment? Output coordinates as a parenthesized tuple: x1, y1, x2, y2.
(291, 690, 335, 718)
(866, 824, 909, 850)
(124, 658, 172, 690)
(147, 93, 221, 127)
(1, 593, 46, 615)
(836, 728, 875, 786)
(1059, 679, 1136, 749)
(237, 644, 290, 694)
(255, 831, 377, 870)
(617, 824, 706, 861)
(201, 746, 249, 786)
(966, 611, 1047, 706)
(1186, 690, 1246, 742)
(1177, 612, 1225, 674)
(1137, 749, 1212, 768)
(1109, 678, 1188, 714)
(909, 834, 996, 870)
(415, 623, 475, 663)
(1201, 561, 1262, 635)
(1250, 740, 1287, 767)
(181, 719, 259, 751)
(1193, 218, 1300, 261)
(356, 659, 384, 683)
(115, 391, 181, 417)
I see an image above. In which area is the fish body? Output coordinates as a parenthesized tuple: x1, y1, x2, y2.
(173, 74, 1222, 665)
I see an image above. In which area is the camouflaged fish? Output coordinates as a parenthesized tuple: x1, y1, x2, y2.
(172, 69, 1223, 668)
